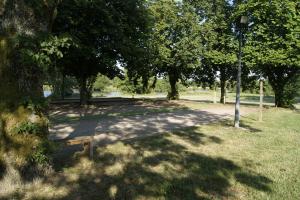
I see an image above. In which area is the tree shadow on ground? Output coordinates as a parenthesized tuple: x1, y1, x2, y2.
(239, 123, 262, 133)
(1, 99, 269, 199)
(2, 125, 272, 200)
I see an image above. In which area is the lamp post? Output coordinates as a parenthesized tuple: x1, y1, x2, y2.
(234, 16, 248, 128)
(259, 74, 264, 122)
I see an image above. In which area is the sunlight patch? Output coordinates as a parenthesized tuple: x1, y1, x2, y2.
(104, 162, 125, 176)
(109, 185, 118, 198)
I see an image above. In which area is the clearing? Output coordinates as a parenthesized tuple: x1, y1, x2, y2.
(49, 99, 258, 144)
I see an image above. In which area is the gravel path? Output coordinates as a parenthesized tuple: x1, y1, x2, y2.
(49, 102, 257, 144)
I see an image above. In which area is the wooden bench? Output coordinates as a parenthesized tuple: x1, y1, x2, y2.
(65, 136, 94, 159)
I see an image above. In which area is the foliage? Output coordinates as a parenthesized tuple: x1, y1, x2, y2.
(0, 108, 50, 169)
(20, 98, 49, 115)
(47, 75, 76, 99)
(114, 75, 146, 95)
(93, 75, 113, 93)
(23, 35, 74, 69)
(242, 80, 274, 96)
(153, 79, 170, 93)
(149, 0, 202, 99)
(190, 0, 237, 103)
(241, 0, 300, 107)
(280, 74, 300, 108)
(28, 140, 55, 165)
(52, 0, 149, 104)
(0, 0, 62, 109)
(14, 122, 42, 136)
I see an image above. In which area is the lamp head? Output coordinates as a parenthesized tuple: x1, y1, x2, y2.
(240, 16, 248, 24)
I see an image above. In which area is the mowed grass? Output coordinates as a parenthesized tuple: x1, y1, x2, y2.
(120, 91, 277, 105)
(1, 108, 300, 200)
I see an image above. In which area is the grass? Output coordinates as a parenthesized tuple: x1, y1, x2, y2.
(1, 107, 299, 199)
(119, 91, 277, 104)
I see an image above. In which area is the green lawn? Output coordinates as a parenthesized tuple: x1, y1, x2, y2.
(115, 91, 277, 105)
(1, 108, 300, 200)
(55, 108, 300, 199)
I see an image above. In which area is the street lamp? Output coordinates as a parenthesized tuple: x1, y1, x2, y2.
(259, 74, 265, 122)
(234, 16, 248, 128)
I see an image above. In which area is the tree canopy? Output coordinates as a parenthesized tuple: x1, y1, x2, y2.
(242, 0, 300, 107)
(190, 0, 237, 103)
(1, 0, 299, 106)
(148, 0, 202, 99)
(51, 0, 149, 103)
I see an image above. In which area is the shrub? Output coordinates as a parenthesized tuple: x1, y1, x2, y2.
(280, 76, 300, 108)
(14, 122, 42, 136)
(21, 98, 49, 115)
(29, 140, 56, 165)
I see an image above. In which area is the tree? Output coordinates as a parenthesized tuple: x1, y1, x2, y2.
(0, 0, 62, 170)
(53, 0, 149, 104)
(0, 0, 58, 107)
(149, 0, 202, 100)
(190, 0, 237, 104)
(242, 0, 300, 107)
(52, 0, 115, 104)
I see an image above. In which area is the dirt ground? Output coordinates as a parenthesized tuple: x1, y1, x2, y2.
(49, 99, 259, 144)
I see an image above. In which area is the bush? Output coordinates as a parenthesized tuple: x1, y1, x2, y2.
(280, 75, 300, 108)
(29, 140, 55, 165)
(93, 75, 112, 93)
(21, 98, 49, 115)
(14, 122, 42, 135)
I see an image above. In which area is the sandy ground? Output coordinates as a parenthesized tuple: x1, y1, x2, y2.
(49, 100, 258, 144)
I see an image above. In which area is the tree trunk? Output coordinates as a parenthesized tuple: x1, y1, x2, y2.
(264, 65, 299, 108)
(0, 38, 20, 108)
(220, 68, 227, 104)
(61, 73, 65, 100)
(167, 72, 179, 100)
(0, 1, 54, 169)
(274, 89, 284, 107)
(141, 75, 149, 93)
(79, 77, 89, 105)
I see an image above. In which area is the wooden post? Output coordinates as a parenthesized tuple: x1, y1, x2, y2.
(90, 135, 94, 159)
(259, 77, 264, 122)
(66, 137, 94, 159)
